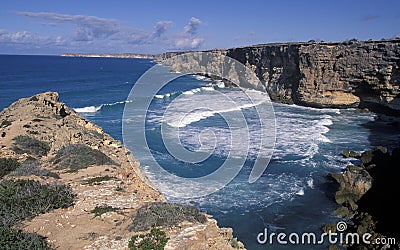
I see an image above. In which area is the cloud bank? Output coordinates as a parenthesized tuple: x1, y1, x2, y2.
(1, 12, 204, 53)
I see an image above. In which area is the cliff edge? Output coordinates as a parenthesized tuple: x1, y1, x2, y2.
(0, 92, 243, 250)
(161, 39, 400, 115)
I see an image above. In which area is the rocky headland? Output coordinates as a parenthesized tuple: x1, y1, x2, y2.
(0, 92, 244, 249)
(160, 39, 400, 115)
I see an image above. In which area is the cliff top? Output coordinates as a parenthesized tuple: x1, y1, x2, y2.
(234, 38, 400, 49)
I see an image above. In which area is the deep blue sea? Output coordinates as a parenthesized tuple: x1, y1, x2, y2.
(1, 55, 399, 249)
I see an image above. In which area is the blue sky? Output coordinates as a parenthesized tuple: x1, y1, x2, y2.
(1, 0, 399, 54)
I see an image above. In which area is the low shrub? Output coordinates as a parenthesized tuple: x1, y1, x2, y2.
(128, 202, 207, 232)
(0, 179, 75, 227)
(10, 159, 59, 179)
(0, 120, 12, 128)
(29, 96, 39, 102)
(128, 228, 168, 250)
(83, 175, 115, 185)
(0, 158, 20, 179)
(90, 205, 118, 217)
(12, 135, 50, 157)
(0, 224, 51, 249)
(52, 144, 116, 171)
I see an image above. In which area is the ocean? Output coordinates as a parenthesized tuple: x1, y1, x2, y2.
(1, 55, 399, 249)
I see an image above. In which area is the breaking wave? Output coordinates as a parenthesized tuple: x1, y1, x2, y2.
(74, 100, 132, 113)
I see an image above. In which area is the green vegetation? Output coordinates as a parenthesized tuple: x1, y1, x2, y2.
(0, 158, 20, 179)
(29, 96, 39, 101)
(52, 144, 116, 171)
(10, 158, 60, 179)
(128, 202, 207, 232)
(92, 130, 104, 139)
(0, 179, 75, 248)
(32, 118, 43, 122)
(0, 120, 12, 128)
(12, 135, 50, 157)
(115, 186, 124, 192)
(0, 179, 75, 227)
(83, 175, 115, 185)
(128, 228, 168, 250)
(0, 225, 52, 249)
(90, 205, 119, 217)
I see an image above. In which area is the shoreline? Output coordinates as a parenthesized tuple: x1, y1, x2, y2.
(0, 92, 244, 249)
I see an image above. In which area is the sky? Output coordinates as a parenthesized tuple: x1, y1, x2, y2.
(0, 0, 399, 55)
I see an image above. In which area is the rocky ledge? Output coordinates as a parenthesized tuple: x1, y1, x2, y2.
(0, 92, 244, 250)
(328, 146, 400, 249)
(161, 39, 400, 115)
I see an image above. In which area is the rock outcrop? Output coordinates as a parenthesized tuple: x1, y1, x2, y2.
(0, 92, 244, 250)
(160, 39, 400, 115)
(329, 146, 400, 249)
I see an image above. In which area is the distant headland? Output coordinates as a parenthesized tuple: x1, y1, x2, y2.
(61, 53, 156, 59)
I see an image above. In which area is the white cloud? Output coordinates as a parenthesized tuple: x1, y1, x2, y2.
(153, 21, 173, 38)
(1, 12, 205, 53)
(173, 17, 204, 50)
(174, 37, 204, 49)
(18, 12, 120, 39)
(184, 17, 201, 35)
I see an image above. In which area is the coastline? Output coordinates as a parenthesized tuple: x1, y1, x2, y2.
(0, 92, 244, 249)
(160, 38, 400, 116)
(61, 38, 400, 116)
(0, 38, 396, 248)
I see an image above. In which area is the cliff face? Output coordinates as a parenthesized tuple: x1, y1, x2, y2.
(161, 40, 400, 114)
(296, 41, 400, 111)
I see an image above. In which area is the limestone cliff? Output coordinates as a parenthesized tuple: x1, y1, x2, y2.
(0, 92, 243, 250)
(160, 39, 400, 114)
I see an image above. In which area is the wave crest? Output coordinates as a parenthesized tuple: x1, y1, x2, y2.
(74, 100, 131, 113)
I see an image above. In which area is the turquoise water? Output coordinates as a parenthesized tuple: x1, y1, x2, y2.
(1, 55, 399, 249)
